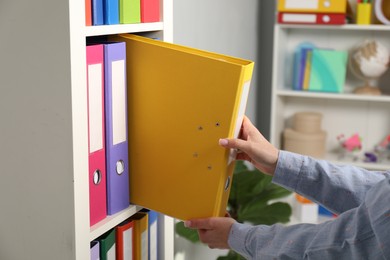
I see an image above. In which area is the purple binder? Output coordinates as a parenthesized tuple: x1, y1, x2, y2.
(90, 241, 100, 260)
(104, 42, 130, 215)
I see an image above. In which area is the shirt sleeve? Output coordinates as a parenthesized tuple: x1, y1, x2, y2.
(272, 150, 390, 214)
(228, 178, 390, 259)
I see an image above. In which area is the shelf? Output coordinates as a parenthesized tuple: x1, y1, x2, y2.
(90, 205, 142, 241)
(85, 22, 164, 37)
(324, 153, 390, 171)
(276, 90, 390, 103)
(277, 24, 390, 31)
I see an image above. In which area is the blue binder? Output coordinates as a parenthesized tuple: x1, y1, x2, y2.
(92, 0, 104, 25)
(104, 0, 119, 24)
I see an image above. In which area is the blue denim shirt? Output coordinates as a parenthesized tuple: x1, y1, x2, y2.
(228, 150, 390, 259)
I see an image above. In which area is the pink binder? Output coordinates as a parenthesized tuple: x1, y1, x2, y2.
(141, 0, 160, 23)
(86, 44, 107, 226)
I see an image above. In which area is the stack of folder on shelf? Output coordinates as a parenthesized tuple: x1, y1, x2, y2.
(86, 41, 131, 226)
(277, 0, 348, 25)
(91, 210, 158, 260)
(292, 42, 348, 92)
(85, 0, 160, 26)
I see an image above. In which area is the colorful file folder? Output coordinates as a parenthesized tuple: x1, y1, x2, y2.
(92, 0, 104, 25)
(104, 42, 130, 215)
(308, 49, 348, 93)
(278, 12, 346, 25)
(98, 228, 116, 260)
(141, 209, 158, 260)
(104, 0, 120, 24)
(130, 212, 149, 260)
(141, 0, 160, 22)
(116, 220, 134, 260)
(85, 0, 92, 26)
(120, 0, 141, 24)
(86, 44, 107, 226)
(109, 34, 254, 220)
(277, 0, 347, 13)
(90, 241, 100, 260)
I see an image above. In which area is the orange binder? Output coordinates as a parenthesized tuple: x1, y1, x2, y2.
(85, 0, 92, 26)
(130, 213, 149, 260)
(277, 0, 347, 14)
(109, 34, 254, 220)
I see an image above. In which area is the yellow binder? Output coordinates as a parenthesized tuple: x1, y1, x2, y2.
(130, 212, 149, 260)
(277, 0, 347, 13)
(110, 34, 254, 220)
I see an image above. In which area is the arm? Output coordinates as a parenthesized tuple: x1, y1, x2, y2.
(220, 116, 389, 214)
(274, 150, 390, 214)
(229, 178, 390, 259)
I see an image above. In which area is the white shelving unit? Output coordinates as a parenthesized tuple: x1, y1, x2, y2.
(270, 23, 390, 171)
(0, 0, 174, 259)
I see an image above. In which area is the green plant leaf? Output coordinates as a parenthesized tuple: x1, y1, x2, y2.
(233, 161, 248, 174)
(217, 250, 246, 260)
(238, 201, 292, 225)
(175, 221, 200, 243)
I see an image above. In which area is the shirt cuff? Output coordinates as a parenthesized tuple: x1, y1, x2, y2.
(272, 150, 305, 192)
(228, 222, 253, 258)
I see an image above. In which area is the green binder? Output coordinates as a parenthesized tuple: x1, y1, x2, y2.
(308, 49, 348, 93)
(99, 228, 116, 260)
(120, 0, 141, 24)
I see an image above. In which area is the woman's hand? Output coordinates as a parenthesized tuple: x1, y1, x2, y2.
(219, 116, 279, 175)
(184, 217, 236, 249)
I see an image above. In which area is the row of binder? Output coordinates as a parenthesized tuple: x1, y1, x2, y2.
(85, 0, 160, 26)
(277, 0, 347, 25)
(91, 210, 158, 260)
(87, 33, 254, 223)
(87, 41, 130, 226)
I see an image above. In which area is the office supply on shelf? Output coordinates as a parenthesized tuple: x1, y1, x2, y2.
(308, 49, 348, 92)
(92, 0, 104, 25)
(293, 43, 315, 90)
(109, 34, 254, 220)
(104, 0, 120, 24)
(278, 12, 346, 24)
(141, 209, 158, 260)
(141, 0, 160, 22)
(104, 42, 130, 215)
(91, 241, 100, 260)
(120, 0, 141, 24)
(85, 0, 92, 26)
(277, 0, 347, 13)
(87, 44, 107, 226)
(98, 228, 116, 260)
(356, 2, 372, 25)
(131, 212, 149, 260)
(303, 49, 313, 90)
(116, 219, 134, 260)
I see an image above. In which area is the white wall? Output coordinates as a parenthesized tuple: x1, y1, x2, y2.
(172, 1, 263, 259)
(173, 0, 260, 124)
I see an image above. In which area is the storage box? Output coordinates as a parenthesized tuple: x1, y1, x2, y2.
(284, 128, 326, 158)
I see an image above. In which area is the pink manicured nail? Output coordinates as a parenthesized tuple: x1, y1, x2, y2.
(219, 139, 228, 146)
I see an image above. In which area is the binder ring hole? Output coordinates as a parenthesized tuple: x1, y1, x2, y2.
(224, 176, 231, 191)
(93, 170, 102, 185)
(198, 126, 203, 131)
(116, 160, 125, 175)
(215, 122, 220, 127)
